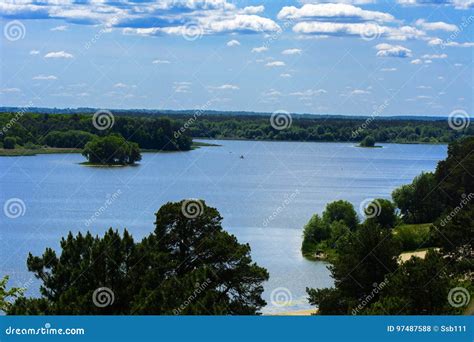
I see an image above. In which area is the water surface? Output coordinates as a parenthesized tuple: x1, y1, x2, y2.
(0, 140, 447, 313)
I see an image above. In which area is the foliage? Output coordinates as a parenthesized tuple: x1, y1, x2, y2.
(8, 201, 268, 315)
(3, 136, 16, 149)
(82, 134, 141, 165)
(360, 135, 375, 147)
(44, 130, 97, 148)
(0, 276, 25, 313)
(392, 172, 444, 224)
(365, 199, 398, 229)
(393, 224, 431, 251)
(0, 113, 192, 151)
(322, 200, 359, 231)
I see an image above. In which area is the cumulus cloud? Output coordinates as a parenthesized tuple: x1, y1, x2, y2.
(114, 82, 128, 88)
(397, 0, 474, 10)
(227, 39, 240, 47)
(351, 89, 371, 95)
(290, 89, 327, 96)
(421, 53, 448, 59)
(415, 19, 457, 32)
(51, 25, 68, 31)
(44, 51, 74, 59)
(33, 74, 57, 80)
(29, 49, 40, 55)
(173, 81, 191, 93)
(0, 1, 280, 37)
(266, 61, 285, 67)
(152, 59, 171, 64)
(375, 43, 412, 58)
(208, 84, 239, 90)
(428, 38, 474, 48)
(280, 73, 292, 78)
(380, 67, 397, 71)
(282, 48, 302, 55)
(278, 3, 394, 22)
(252, 46, 268, 53)
(411, 58, 423, 64)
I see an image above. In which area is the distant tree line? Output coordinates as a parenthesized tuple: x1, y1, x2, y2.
(0, 113, 192, 151)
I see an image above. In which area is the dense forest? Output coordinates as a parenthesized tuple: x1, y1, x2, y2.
(0, 112, 192, 151)
(303, 136, 473, 314)
(0, 111, 471, 153)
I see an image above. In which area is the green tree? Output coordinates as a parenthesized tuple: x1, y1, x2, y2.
(360, 135, 375, 147)
(392, 172, 444, 224)
(3, 136, 16, 149)
(0, 276, 25, 313)
(9, 201, 268, 315)
(322, 200, 359, 231)
(308, 221, 400, 314)
(82, 134, 141, 165)
(365, 199, 397, 229)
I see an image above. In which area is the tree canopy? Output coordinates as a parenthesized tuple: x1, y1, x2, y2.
(8, 200, 269, 315)
(82, 134, 141, 165)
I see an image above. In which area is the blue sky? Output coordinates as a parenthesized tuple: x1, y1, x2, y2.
(0, 0, 472, 116)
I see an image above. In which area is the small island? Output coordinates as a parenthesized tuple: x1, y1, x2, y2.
(82, 134, 141, 166)
(358, 135, 381, 148)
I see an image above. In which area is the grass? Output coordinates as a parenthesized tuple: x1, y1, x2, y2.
(0, 147, 81, 156)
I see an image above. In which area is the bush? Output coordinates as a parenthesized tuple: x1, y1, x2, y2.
(393, 224, 431, 251)
(3, 137, 16, 149)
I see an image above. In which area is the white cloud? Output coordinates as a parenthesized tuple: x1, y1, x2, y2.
(415, 19, 457, 32)
(152, 59, 171, 64)
(417, 85, 431, 89)
(280, 73, 292, 78)
(29, 49, 40, 55)
(44, 51, 74, 59)
(421, 53, 448, 59)
(51, 25, 67, 31)
(266, 61, 285, 67)
(351, 89, 371, 95)
(173, 82, 191, 93)
(293, 22, 425, 40)
(375, 43, 412, 58)
(240, 5, 264, 15)
(33, 74, 57, 80)
(282, 48, 302, 55)
(0, 88, 21, 93)
(380, 67, 397, 71)
(428, 38, 474, 48)
(397, 0, 474, 10)
(290, 89, 327, 96)
(114, 82, 128, 88)
(227, 39, 240, 47)
(252, 46, 268, 53)
(411, 59, 422, 64)
(278, 3, 394, 22)
(209, 84, 239, 90)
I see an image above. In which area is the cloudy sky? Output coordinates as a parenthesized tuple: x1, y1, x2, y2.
(0, 0, 472, 116)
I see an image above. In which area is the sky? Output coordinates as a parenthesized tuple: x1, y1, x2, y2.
(0, 0, 473, 116)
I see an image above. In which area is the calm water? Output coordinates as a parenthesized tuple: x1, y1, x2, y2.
(0, 140, 447, 313)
